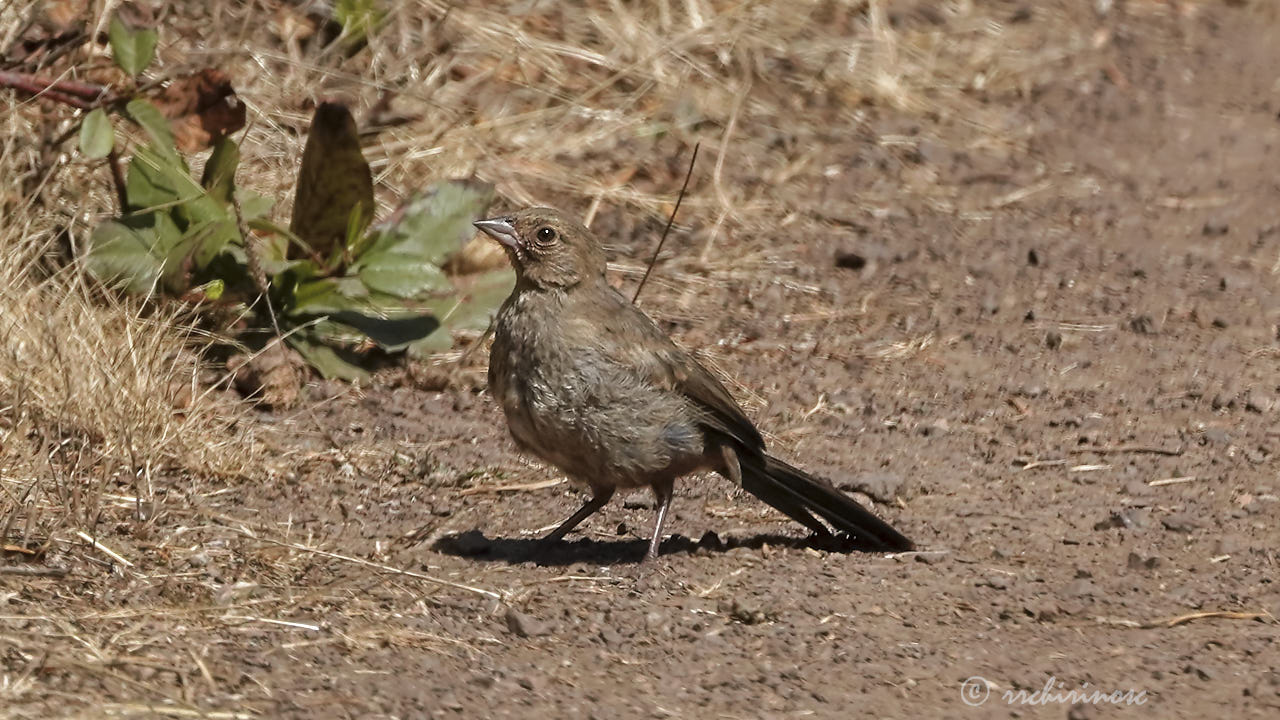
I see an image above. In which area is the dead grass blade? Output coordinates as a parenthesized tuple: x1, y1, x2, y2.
(238, 530, 502, 601)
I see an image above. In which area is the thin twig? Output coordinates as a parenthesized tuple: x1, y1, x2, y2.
(1017, 459, 1067, 471)
(242, 532, 501, 600)
(73, 529, 134, 567)
(228, 116, 280, 336)
(459, 317, 495, 364)
(0, 71, 108, 101)
(1148, 476, 1197, 487)
(545, 575, 624, 584)
(632, 142, 699, 304)
(1071, 445, 1183, 456)
(231, 191, 278, 335)
(106, 148, 128, 212)
(0, 565, 68, 577)
(459, 477, 566, 496)
(98, 706, 253, 720)
(0, 70, 113, 109)
(223, 615, 322, 631)
(1099, 610, 1274, 629)
(1155, 610, 1273, 628)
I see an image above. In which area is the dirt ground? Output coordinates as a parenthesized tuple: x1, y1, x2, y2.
(4, 1, 1280, 718)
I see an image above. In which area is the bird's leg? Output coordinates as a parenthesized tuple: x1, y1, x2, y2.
(543, 486, 615, 542)
(645, 479, 675, 561)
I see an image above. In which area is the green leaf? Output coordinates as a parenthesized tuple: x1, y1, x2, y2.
(201, 137, 239, 203)
(405, 327, 456, 356)
(85, 215, 180, 292)
(178, 218, 240, 268)
(303, 317, 370, 347)
(237, 190, 274, 222)
(86, 221, 158, 292)
(334, 0, 385, 40)
(286, 334, 370, 381)
(407, 268, 513, 357)
(126, 100, 180, 162)
(180, 190, 232, 229)
(289, 276, 371, 315)
(125, 137, 229, 234)
(142, 211, 185, 253)
(124, 141, 213, 225)
(289, 102, 373, 262)
(124, 146, 183, 212)
(108, 15, 157, 76)
(250, 225, 308, 276)
(157, 236, 198, 291)
(79, 108, 114, 159)
(357, 180, 495, 269)
(130, 212, 187, 293)
(435, 267, 514, 331)
(357, 253, 449, 298)
(198, 279, 225, 301)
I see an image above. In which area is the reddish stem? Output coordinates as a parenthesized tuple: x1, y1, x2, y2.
(106, 148, 129, 212)
(0, 70, 112, 109)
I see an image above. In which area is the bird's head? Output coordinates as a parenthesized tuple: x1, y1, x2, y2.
(473, 207, 606, 289)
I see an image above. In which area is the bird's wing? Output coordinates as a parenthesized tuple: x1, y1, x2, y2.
(566, 285, 765, 453)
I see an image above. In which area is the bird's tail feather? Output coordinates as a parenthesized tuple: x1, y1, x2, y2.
(739, 454, 913, 551)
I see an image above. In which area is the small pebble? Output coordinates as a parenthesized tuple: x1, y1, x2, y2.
(505, 607, 550, 638)
(834, 250, 867, 270)
(1062, 578, 1097, 598)
(1203, 219, 1229, 236)
(1203, 427, 1232, 445)
(977, 573, 1012, 590)
(1245, 392, 1274, 413)
(1161, 513, 1199, 533)
(1126, 552, 1161, 572)
(1129, 315, 1158, 334)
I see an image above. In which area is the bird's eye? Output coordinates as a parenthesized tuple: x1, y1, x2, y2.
(535, 227, 557, 243)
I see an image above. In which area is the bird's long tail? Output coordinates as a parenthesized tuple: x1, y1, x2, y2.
(738, 454, 913, 551)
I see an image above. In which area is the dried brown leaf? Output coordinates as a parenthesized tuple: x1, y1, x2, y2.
(289, 101, 374, 261)
(150, 69, 246, 152)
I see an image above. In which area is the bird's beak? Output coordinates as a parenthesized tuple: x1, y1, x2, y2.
(473, 217, 519, 250)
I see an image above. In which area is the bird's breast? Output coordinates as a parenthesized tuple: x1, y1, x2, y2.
(488, 289, 710, 487)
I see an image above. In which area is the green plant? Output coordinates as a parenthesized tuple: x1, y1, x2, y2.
(80, 11, 511, 382)
(261, 102, 510, 380)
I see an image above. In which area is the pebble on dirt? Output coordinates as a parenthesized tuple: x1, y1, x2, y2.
(504, 607, 551, 638)
(833, 250, 867, 270)
(1161, 513, 1200, 533)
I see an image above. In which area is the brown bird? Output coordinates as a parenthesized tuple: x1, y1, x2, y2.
(474, 207, 912, 561)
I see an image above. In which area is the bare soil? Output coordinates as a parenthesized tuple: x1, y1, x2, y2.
(4, 2, 1280, 719)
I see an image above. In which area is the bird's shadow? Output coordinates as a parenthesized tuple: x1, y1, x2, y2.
(432, 529, 883, 566)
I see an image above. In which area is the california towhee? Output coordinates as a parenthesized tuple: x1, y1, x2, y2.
(475, 207, 912, 561)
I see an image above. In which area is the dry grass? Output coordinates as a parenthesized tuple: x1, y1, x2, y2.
(0, 104, 269, 716)
(0, 101, 261, 539)
(216, 1, 1112, 239)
